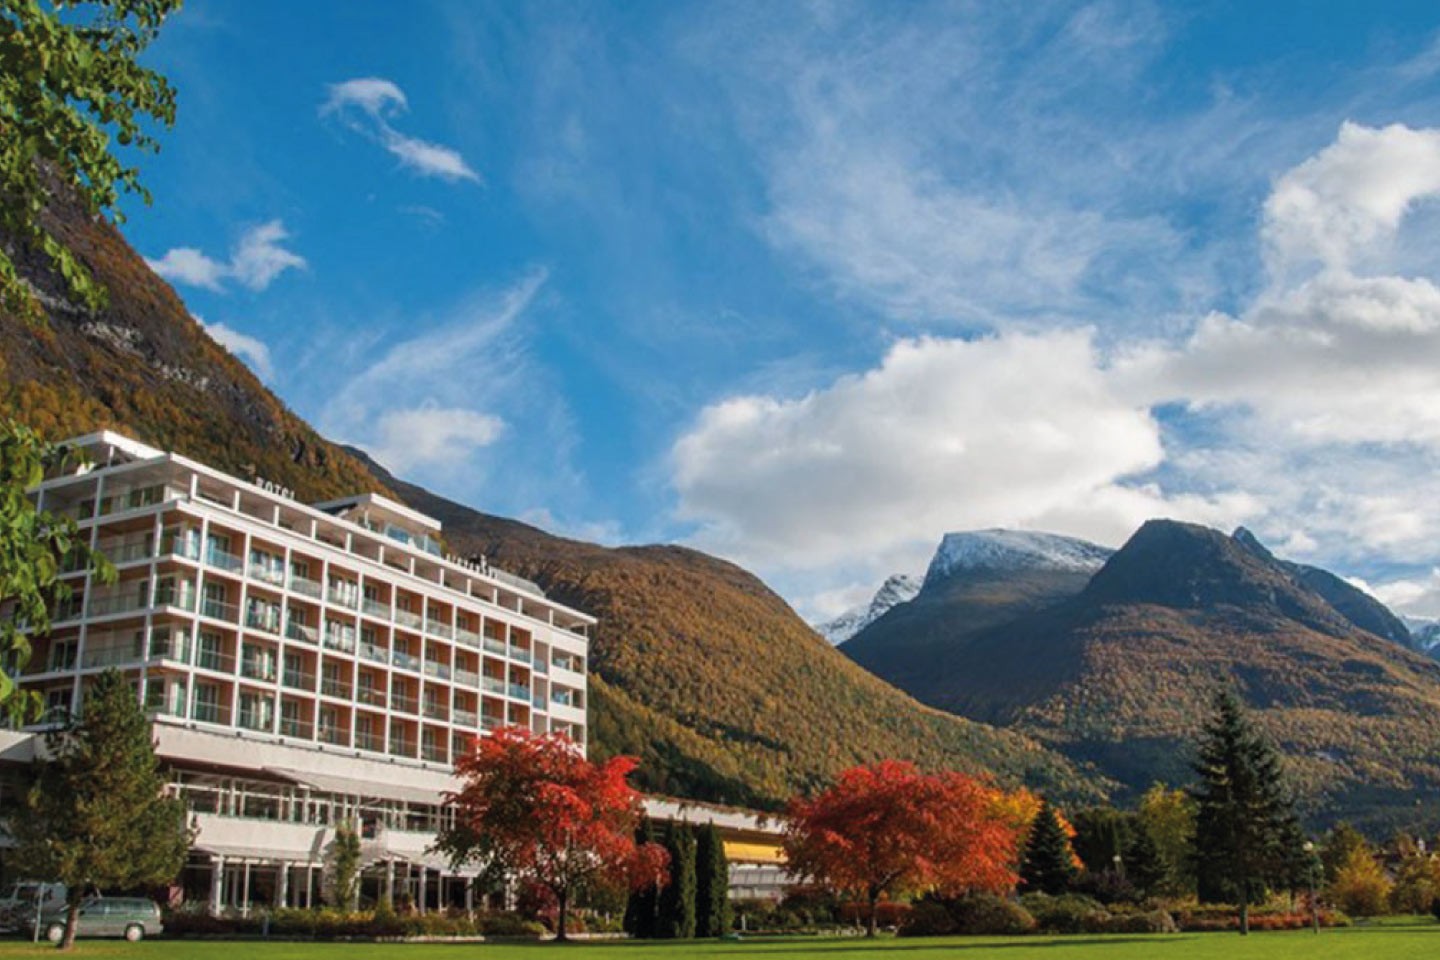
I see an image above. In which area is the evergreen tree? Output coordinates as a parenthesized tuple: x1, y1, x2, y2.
(326, 821, 362, 910)
(1070, 806, 1133, 874)
(656, 824, 697, 939)
(1020, 800, 1077, 894)
(624, 818, 661, 939)
(1189, 689, 1302, 935)
(694, 823, 731, 937)
(1123, 821, 1169, 899)
(13, 669, 190, 950)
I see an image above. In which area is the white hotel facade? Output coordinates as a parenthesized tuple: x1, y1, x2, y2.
(2, 431, 595, 912)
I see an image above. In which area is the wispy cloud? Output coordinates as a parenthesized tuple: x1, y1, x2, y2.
(322, 76, 480, 183)
(196, 315, 273, 381)
(147, 220, 306, 292)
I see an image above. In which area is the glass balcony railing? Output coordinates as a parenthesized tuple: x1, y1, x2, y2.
(240, 659, 277, 683)
(96, 540, 154, 565)
(246, 608, 283, 635)
(356, 731, 385, 753)
(194, 651, 234, 673)
(453, 708, 479, 728)
(392, 650, 421, 672)
(394, 609, 422, 630)
(426, 620, 454, 640)
(285, 620, 318, 644)
(423, 701, 447, 721)
(192, 702, 224, 724)
(422, 744, 447, 763)
(423, 661, 451, 681)
(482, 637, 507, 657)
(320, 727, 350, 747)
(389, 737, 416, 757)
(455, 628, 482, 649)
(454, 668, 480, 688)
(391, 695, 418, 715)
(481, 676, 506, 696)
(357, 687, 387, 708)
(481, 715, 504, 732)
(327, 585, 359, 609)
(288, 575, 322, 599)
(248, 563, 286, 587)
(360, 642, 389, 664)
(532, 655, 549, 674)
(200, 598, 239, 623)
(82, 643, 144, 669)
(509, 683, 531, 702)
(280, 718, 314, 739)
(282, 671, 313, 691)
(320, 679, 351, 700)
(205, 547, 244, 574)
(361, 597, 390, 619)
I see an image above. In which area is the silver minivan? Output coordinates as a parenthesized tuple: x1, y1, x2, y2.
(43, 897, 163, 942)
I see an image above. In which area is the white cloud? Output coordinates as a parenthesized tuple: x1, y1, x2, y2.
(196, 316, 273, 381)
(1368, 570, 1440, 619)
(672, 329, 1243, 570)
(321, 269, 546, 477)
(1264, 121, 1440, 277)
(147, 220, 306, 293)
(367, 407, 504, 472)
(322, 76, 480, 183)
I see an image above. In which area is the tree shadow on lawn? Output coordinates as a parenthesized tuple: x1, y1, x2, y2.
(704, 938, 1167, 954)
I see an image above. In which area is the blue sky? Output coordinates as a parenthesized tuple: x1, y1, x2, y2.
(120, 1, 1440, 621)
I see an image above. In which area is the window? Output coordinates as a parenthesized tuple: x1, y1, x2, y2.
(193, 683, 221, 723)
(196, 632, 226, 672)
(47, 640, 78, 672)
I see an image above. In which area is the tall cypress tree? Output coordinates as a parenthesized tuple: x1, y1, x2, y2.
(656, 824, 697, 939)
(624, 818, 661, 939)
(1020, 800, 1077, 894)
(694, 823, 731, 937)
(1190, 689, 1301, 935)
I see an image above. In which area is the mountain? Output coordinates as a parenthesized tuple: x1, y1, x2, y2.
(854, 519, 1440, 827)
(841, 530, 1111, 698)
(1405, 619, 1440, 659)
(814, 574, 922, 645)
(1, 188, 1105, 810)
(1231, 527, 1413, 647)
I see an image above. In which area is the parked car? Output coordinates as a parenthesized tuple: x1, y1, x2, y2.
(0, 882, 66, 933)
(43, 897, 162, 942)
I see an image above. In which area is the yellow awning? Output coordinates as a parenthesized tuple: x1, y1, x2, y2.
(724, 841, 786, 865)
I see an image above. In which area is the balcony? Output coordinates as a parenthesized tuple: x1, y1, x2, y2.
(423, 661, 452, 682)
(285, 621, 318, 645)
(248, 563, 286, 587)
(86, 592, 153, 618)
(282, 671, 313, 691)
(280, 718, 314, 739)
(240, 659, 277, 683)
(356, 731, 385, 753)
(320, 727, 350, 747)
(481, 676, 506, 696)
(320, 679, 351, 700)
(481, 715, 503, 732)
(205, 547, 244, 575)
(97, 539, 154, 565)
(394, 608, 422, 630)
(532, 694, 546, 709)
(422, 744, 447, 763)
(357, 687, 387, 708)
(391, 695, 418, 715)
(392, 650, 421, 673)
(245, 608, 283, 635)
(533, 655, 549, 674)
(455, 628, 482, 650)
(362, 597, 390, 620)
(192, 702, 224, 724)
(482, 637, 507, 657)
(425, 620, 454, 641)
(360, 642, 389, 664)
(454, 668, 480, 688)
(509, 683, 531, 702)
(454, 708, 479, 728)
(389, 737, 416, 757)
(423, 701, 447, 721)
(200, 598, 239, 623)
(323, 633, 356, 655)
(237, 709, 272, 733)
(327, 584, 359, 609)
(194, 650, 234, 674)
(288, 574, 322, 599)
(82, 643, 143, 669)
(508, 645, 530, 663)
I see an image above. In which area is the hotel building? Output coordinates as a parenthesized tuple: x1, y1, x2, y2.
(2, 431, 594, 912)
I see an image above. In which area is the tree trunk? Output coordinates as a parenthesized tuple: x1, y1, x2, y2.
(556, 888, 569, 942)
(1238, 895, 1249, 936)
(59, 900, 80, 951)
(867, 892, 879, 938)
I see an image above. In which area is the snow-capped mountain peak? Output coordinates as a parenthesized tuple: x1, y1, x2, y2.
(815, 573, 922, 645)
(924, 529, 1113, 587)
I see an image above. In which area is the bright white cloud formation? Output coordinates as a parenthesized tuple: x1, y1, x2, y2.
(196, 316, 273, 381)
(322, 76, 480, 183)
(673, 330, 1247, 570)
(147, 220, 306, 293)
(369, 407, 505, 472)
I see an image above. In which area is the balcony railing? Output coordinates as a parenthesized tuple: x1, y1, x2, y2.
(362, 598, 390, 619)
(320, 727, 350, 747)
(285, 621, 318, 645)
(423, 702, 447, 721)
(327, 586, 359, 609)
(509, 644, 530, 662)
(389, 737, 416, 757)
(455, 628, 482, 650)
(248, 563, 286, 587)
(323, 633, 356, 654)
(192, 702, 224, 724)
(533, 694, 547, 709)
(200, 598, 239, 623)
(280, 718, 314, 740)
(205, 547, 244, 574)
(237, 710, 273, 733)
(357, 687, 387, 708)
(320, 679, 351, 700)
(391, 695, 418, 715)
(394, 609, 422, 630)
(509, 683, 531, 702)
(86, 592, 152, 618)
(356, 731, 385, 753)
(481, 715, 503, 732)
(194, 651, 234, 674)
(454, 708, 479, 728)
(482, 637, 507, 657)
(360, 642, 389, 664)
(454, 668, 480, 688)
(245, 608, 283, 635)
(82, 643, 143, 669)
(425, 620, 454, 640)
(481, 676, 506, 696)
(422, 744, 447, 763)
(240, 659, 277, 683)
(392, 650, 421, 672)
(282, 671, 313, 691)
(288, 574, 322, 599)
(423, 661, 451, 681)
(96, 539, 154, 565)
(533, 656, 549, 675)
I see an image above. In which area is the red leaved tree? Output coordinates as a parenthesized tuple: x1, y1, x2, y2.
(783, 760, 1023, 937)
(436, 727, 668, 940)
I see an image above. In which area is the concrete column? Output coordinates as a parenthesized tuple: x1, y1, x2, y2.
(276, 862, 290, 909)
(384, 860, 395, 907)
(417, 867, 426, 915)
(209, 855, 225, 916)
(464, 878, 474, 915)
(241, 861, 252, 918)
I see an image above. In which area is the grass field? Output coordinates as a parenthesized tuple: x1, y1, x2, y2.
(0, 921, 1437, 960)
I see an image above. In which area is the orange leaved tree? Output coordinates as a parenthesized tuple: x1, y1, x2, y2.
(436, 727, 668, 940)
(783, 760, 1023, 937)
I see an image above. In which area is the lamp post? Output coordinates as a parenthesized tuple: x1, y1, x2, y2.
(1302, 841, 1319, 934)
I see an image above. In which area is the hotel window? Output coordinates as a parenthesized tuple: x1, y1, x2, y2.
(193, 683, 221, 723)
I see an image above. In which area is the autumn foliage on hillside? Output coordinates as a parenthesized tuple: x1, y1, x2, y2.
(783, 761, 1023, 937)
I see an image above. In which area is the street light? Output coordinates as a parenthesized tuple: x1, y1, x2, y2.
(1302, 841, 1319, 935)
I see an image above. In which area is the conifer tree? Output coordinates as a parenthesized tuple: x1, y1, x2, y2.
(624, 818, 662, 939)
(1123, 821, 1169, 899)
(1190, 689, 1302, 935)
(656, 824, 697, 939)
(1020, 800, 1077, 894)
(13, 669, 190, 950)
(326, 821, 362, 910)
(694, 822, 731, 937)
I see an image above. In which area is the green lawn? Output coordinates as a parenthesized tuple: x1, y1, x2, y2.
(0, 922, 1437, 960)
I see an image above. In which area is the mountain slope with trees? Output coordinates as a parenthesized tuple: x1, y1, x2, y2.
(0, 187, 1103, 811)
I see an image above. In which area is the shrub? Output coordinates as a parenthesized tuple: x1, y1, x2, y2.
(1020, 893, 1106, 934)
(899, 893, 1035, 937)
(1081, 909, 1177, 934)
(479, 912, 547, 938)
(899, 899, 957, 937)
(1328, 847, 1392, 917)
(836, 900, 910, 929)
